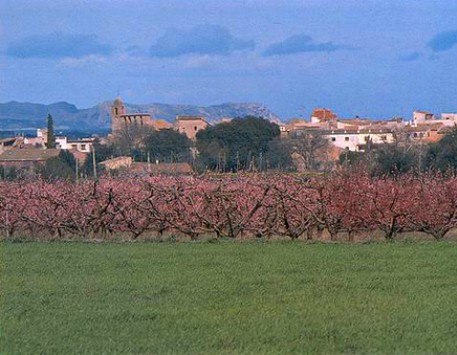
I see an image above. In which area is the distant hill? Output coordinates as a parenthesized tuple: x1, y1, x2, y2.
(0, 100, 280, 131)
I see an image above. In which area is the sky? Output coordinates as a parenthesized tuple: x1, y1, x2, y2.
(1, 0, 457, 120)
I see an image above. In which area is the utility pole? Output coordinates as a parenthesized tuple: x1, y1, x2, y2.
(75, 158, 79, 182)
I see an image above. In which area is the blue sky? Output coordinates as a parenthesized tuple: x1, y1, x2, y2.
(1, 0, 457, 120)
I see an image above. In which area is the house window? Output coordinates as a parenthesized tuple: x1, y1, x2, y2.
(331, 137, 336, 142)
(345, 137, 349, 141)
(71, 144, 77, 150)
(381, 135, 387, 141)
(81, 144, 86, 151)
(194, 126, 198, 131)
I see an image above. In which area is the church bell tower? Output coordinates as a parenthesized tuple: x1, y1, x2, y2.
(111, 96, 125, 132)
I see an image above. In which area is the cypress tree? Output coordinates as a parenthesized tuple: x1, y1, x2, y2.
(46, 114, 56, 148)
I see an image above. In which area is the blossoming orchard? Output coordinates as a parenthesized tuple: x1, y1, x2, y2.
(2, 173, 457, 241)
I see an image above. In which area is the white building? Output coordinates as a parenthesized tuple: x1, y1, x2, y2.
(323, 128, 394, 152)
(25, 129, 93, 153)
(412, 111, 457, 127)
(65, 139, 93, 153)
(291, 127, 394, 152)
(439, 113, 457, 126)
(413, 111, 434, 124)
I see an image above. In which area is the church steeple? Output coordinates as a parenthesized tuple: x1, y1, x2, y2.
(110, 96, 154, 134)
(112, 96, 125, 117)
(111, 96, 126, 132)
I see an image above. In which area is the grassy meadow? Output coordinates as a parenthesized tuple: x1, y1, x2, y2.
(2, 241, 457, 355)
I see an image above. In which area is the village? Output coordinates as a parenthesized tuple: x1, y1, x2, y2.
(0, 96, 455, 177)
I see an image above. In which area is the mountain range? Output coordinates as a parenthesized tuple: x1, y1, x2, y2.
(0, 100, 280, 131)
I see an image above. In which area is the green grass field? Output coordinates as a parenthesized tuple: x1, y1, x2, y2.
(2, 241, 457, 355)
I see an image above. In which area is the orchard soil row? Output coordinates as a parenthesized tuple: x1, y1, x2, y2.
(2, 173, 457, 241)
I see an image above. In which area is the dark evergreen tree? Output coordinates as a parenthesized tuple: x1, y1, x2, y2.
(46, 114, 56, 149)
(39, 158, 73, 179)
(143, 129, 193, 163)
(58, 149, 76, 170)
(33, 150, 79, 180)
(372, 144, 416, 176)
(6, 166, 18, 180)
(196, 116, 280, 172)
(339, 150, 368, 170)
(425, 127, 457, 172)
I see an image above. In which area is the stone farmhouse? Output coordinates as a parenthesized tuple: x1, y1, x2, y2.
(175, 116, 209, 140)
(0, 148, 60, 170)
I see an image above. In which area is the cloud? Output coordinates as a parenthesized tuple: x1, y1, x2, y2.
(428, 30, 457, 52)
(58, 54, 109, 68)
(184, 54, 214, 68)
(149, 24, 255, 57)
(7, 33, 112, 59)
(262, 34, 346, 56)
(122, 45, 147, 57)
(399, 51, 422, 62)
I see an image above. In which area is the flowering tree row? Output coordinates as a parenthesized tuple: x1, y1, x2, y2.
(1, 173, 457, 241)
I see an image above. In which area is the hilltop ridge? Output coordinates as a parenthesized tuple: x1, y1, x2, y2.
(0, 100, 280, 130)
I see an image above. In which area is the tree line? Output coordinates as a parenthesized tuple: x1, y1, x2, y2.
(3, 114, 457, 179)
